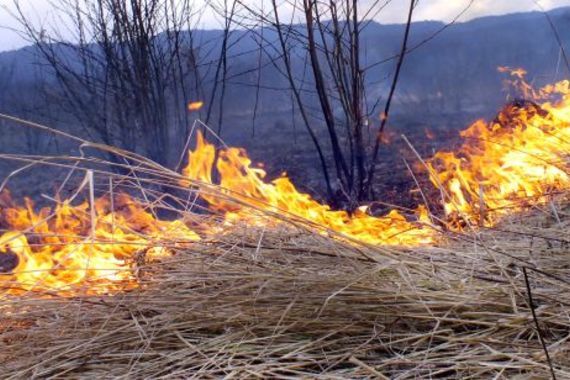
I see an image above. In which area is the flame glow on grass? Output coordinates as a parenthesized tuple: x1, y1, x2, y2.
(181, 131, 435, 245)
(428, 68, 570, 226)
(0, 193, 199, 295)
(1, 68, 569, 296)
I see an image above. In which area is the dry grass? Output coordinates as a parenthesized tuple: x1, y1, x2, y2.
(1, 208, 569, 379)
(0, 114, 569, 378)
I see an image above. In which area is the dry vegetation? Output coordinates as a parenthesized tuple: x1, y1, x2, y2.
(0, 115, 569, 378)
(1, 200, 569, 378)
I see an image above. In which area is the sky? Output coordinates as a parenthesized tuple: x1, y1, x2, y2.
(0, 0, 569, 52)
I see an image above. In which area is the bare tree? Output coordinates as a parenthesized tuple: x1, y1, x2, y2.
(234, 0, 417, 206)
(11, 0, 209, 167)
(11, 0, 470, 210)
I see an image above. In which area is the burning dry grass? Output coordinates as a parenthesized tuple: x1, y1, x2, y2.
(1, 204, 569, 378)
(1, 69, 570, 377)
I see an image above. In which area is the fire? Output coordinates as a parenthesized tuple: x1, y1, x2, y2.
(187, 101, 204, 111)
(182, 132, 435, 245)
(1, 68, 570, 297)
(428, 69, 570, 226)
(0, 192, 200, 295)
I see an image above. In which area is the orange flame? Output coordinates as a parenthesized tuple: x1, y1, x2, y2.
(2, 68, 570, 297)
(187, 101, 204, 111)
(0, 193, 199, 295)
(428, 68, 570, 226)
(182, 132, 435, 246)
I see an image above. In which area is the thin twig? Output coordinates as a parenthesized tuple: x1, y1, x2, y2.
(523, 266, 557, 380)
(365, 0, 416, 196)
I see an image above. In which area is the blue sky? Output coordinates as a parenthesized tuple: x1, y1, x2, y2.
(1, 0, 569, 52)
